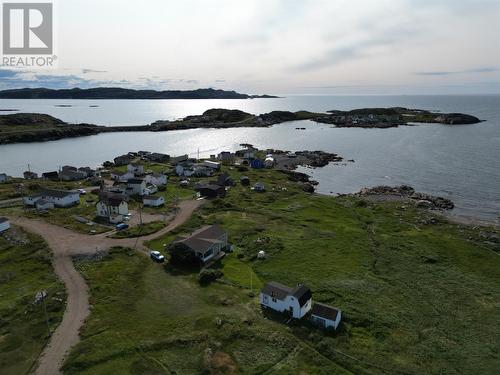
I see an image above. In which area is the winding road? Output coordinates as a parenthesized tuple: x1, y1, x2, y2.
(7, 199, 203, 375)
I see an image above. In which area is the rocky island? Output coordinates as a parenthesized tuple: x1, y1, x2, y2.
(0, 106, 482, 144)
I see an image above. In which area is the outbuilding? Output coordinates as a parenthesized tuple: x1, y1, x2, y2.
(143, 195, 165, 207)
(254, 182, 265, 192)
(203, 161, 221, 170)
(0, 217, 10, 233)
(310, 302, 342, 330)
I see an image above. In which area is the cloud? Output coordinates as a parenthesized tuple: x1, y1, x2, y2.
(414, 67, 500, 76)
(292, 27, 419, 72)
(81, 68, 108, 74)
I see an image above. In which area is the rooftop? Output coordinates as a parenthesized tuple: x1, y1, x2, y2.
(174, 225, 226, 254)
(311, 302, 340, 321)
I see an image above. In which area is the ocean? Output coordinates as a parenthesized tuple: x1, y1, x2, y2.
(0, 95, 498, 224)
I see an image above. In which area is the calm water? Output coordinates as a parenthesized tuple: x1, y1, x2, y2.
(0, 95, 499, 224)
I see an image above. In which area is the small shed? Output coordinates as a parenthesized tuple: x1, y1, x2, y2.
(0, 217, 10, 233)
(251, 159, 264, 169)
(310, 302, 342, 330)
(143, 195, 165, 207)
(254, 182, 265, 192)
(240, 176, 250, 186)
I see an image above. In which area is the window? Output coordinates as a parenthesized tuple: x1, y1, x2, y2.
(272, 297, 277, 303)
(263, 295, 268, 303)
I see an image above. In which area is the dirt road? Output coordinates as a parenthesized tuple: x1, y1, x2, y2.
(7, 199, 203, 375)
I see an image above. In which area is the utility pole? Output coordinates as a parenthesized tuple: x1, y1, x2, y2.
(36, 290, 51, 338)
(250, 270, 253, 293)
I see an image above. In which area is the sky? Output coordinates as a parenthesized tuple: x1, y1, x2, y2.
(1, 0, 500, 95)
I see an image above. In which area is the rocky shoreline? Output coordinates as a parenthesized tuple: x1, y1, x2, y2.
(0, 107, 482, 145)
(354, 185, 455, 210)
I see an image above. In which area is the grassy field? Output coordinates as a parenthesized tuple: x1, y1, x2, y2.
(62, 165, 500, 374)
(66, 247, 350, 374)
(0, 226, 66, 375)
(22, 196, 110, 234)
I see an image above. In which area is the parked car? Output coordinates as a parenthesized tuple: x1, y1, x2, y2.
(150, 251, 165, 263)
(116, 223, 129, 231)
(77, 189, 87, 195)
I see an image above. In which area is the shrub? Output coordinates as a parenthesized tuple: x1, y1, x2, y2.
(198, 269, 223, 285)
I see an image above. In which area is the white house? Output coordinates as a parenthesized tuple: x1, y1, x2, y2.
(127, 163, 145, 175)
(145, 172, 167, 186)
(260, 282, 312, 319)
(202, 161, 221, 170)
(0, 217, 10, 232)
(0, 173, 9, 183)
(111, 170, 134, 182)
(264, 156, 275, 168)
(310, 303, 342, 330)
(254, 182, 265, 192)
(24, 189, 80, 208)
(143, 195, 165, 207)
(126, 178, 147, 196)
(96, 192, 129, 223)
(35, 199, 55, 211)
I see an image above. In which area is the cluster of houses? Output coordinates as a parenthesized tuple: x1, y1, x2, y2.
(29, 166, 100, 182)
(260, 282, 342, 330)
(110, 162, 168, 198)
(213, 147, 275, 169)
(113, 151, 170, 166)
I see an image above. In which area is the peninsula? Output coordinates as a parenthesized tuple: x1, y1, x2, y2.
(0, 87, 278, 99)
(0, 107, 482, 144)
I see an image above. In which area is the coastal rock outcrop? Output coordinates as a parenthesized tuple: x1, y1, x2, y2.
(356, 185, 454, 210)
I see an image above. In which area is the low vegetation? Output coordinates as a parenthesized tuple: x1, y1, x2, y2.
(62, 165, 499, 374)
(0, 227, 66, 375)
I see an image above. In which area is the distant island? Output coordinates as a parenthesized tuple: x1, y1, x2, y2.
(0, 107, 481, 144)
(0, 87, 278, 100)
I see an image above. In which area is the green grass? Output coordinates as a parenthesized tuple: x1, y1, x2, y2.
(111, 221, 166, 238)
(66, 247, 349, 374)
(146, 166, 500, 374)
(59, 165, 500, 374)
(0, 227, 66, 375)
(21, 196, 110, 234)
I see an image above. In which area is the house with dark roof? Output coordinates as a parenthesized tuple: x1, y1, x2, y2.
(194, 183, 226, 198)
(42, 171, 59, 181)
(260, 282, 312, 319)
(60, 169, 86, 181)
(171, 225, 228, 265)
(23, 171, 38, 179)
(217, 172, 234, 187)
(310, 302, 342, 330)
